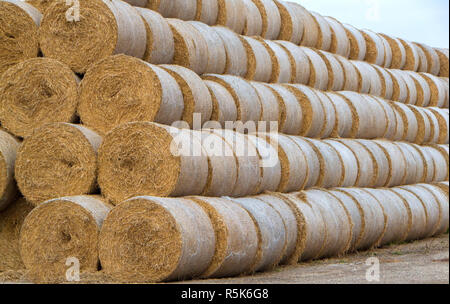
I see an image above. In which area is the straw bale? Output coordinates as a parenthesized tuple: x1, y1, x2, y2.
(301, 47, 328, 90)
(276, 41, 310, 85)
(216, 0, 246, 34)
(240, 36, 272, 82)
(258, 38, 292, 83)
(275, 0, 303, 44)
(213, 26, 248, 77)
(343, 23, 366, 61)
(435, 48, 449, 77)
(379, 34, 406, 69)
(310, 12, 332, 51)
(241, 0, 263, 36)
(398, 39, 420, 71)
(325, 17, 350, 58)
(251, 0, 281, 40)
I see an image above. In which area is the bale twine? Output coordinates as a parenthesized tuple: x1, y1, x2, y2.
(380, 34, 406, 69)
(393, 142, 422, 185)
(324, 140, 358, 187)
(167, 18, 208, 75)
(414, 43, 429, 73)
(373, 140, 407, 187)
(160, 64, 213, 127)
(189, 197, 258, 278)
(324, 17, 350, 58)
(294, 4, 319, 48)
(299, 190, 352, 258)
(203, 74, 261, 123)
(429, 108, 449, 144)
(15, 123, 101, 205)
(335, 188, 386, 251)
(326, 93, 353, 138)
(360, 30, 385, 66)
(284, 84, 325, 137)
(265, 84, 302, 135)
(419, 73, 446, 108)
(20, 195, 112, 282)
(343, 23, 366, 61)
(357, 139, 390, 187)
(363, 189, 410, 246)
(415, 43, 441, 76)
(136, 8, 174, 64)
(0, 130, 20, 211)
(289, 137, 321, 188)
(301, 47, 329, 91)
(213, 26, 248, 77)
(0, 0, 41, 76)
(99, 196, 215, 283)
(187, 21, 226, 74)
(435, 48, 449, 77)
(228, 197, 286, 272)
(335, 55, 359, 91)
(371, 96, 398, 140)
(79, 55, 184, 135)
(258, 38, 292, 83)
(98, 122, 208, 203)
(310, 12, 332, 51)
(405, 71, 432, 107)
(216, 0, 246, 34)
(251, 0, 281, 40)
(391, 103, 419, 142)
(240, 36, 272, 82)
(276, 41, 310, 85)
(203, 80, 238, 126)
(372, 65, 394, 100)
(317, 50, 345, 91)
(425, 145, 449, 182)
(388, 70, 409, 103)
(274, 0, 303, 44)
(315, 91, 337, 138)
(418, 184, 449, 235)
(0, 198, 33, 272)
(398, 39, 420, 72)
(241, 0, 263, 36)
(195, 0, 219, 25)
(353, 61, 382, 96)
(39, 0, 146, 74)
(250, 82, 280, 125)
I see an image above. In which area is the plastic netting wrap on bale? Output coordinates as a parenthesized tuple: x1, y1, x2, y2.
(98, 122, 208, 204)
(325, 93, 353, 138)
(0, 130, 20, 211)
(435, 48, 449, 77)
(258, 38, 292, 83)
(325, 17, 350, 58)
(251, 0, 281, 40)
(0, 198, 34, 272)
(429, 108, 449, 144)
(374, 140, 407, 187)
(415, 43, 441, 76)
(324, 140, 358, 187)
(343, 23, 366, 61)
(317, 50, 345, 91)
(388, 70, 409, 103)
(370, 96, 398, 140)
(240, 36, 272, 82)
(412, 143, 436, 183)
(392, 103, 419, 143)
(310, 12, 332, 51)
(0, 58, 79, 138)
(189, 197, 258, 278)
(414, 43, 429, 73)
(424, 145, 449, 182)
(419, 73, 447, 108)
(293, 4, 319, 48)
(195, 0, 219, 25)
(357, 139, 390, 188)
(399, 72, 419, 105)
(275, 0, 303, 44)
(352, 61, 382, 96)
(417, 184, 449, 235)
(216, 0, 246, 34)
(79, 55, 184, 135)
(250, 82, 280, 125)
(212, 26, 248, 77)
(379, 34, 393, 68)
(300, 47, 329, 91)
(0, 0, 41, 76)
(20, 195, 112, 282)
(380, 34, 406, 70)
(15, 123, 101, 205)
(241, 0, 263, 36)
(372, 65, 394, 100)
(405, 71, 431, 107)
(39, 0, 147, 74)
(99, 196, 215, 283)
(276, 41, 310, 85)
(399, 39, 420, 72)
(311, 91, 337, 138)
(335, 55, 359, 92)
(203, 80, 238, 126)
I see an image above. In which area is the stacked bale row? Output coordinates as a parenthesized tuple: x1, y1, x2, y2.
(16, 182, 449, 282)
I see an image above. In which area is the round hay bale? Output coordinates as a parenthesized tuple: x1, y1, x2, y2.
(310, 12, 332, 51)
(288, 137, 321, 188)
(363, 189, 410, 245)
(228, 197, 286, 272)
(434, 181, 449, 194)
(350, 61, 370, 94)
(415, 43, 441, 76)
(301, 47, 329, 91)
(189, 196, 258, 278)
(250, 82, 280, 125)
(213, 26, 248, 77)
(405, 71, 432, 107)
(398, 38, 420, 72)
(299, 190, 352, 258)
(425, 145, 449, 182)
(352, 61, 382, 96)
(202, 74, 261, 123)
(188, 21, 226, 74)
(429, 107, 449, 144)
(0, 0, 41, 76)
(136, 8, 174, 64)
(324, 139, 358, 187)
(39, 0, 146, 74)
(325, 16, 351, 58)
(422, 108, 441, 144)
(0, 198, 34, 272)
(374, 140, 407, 187)
(337, 92, 374, 138)
(20, 195, 112, 282)
(99, 196, 215, 283)
(251, 0, 281, 40)
(390, 102, 406, 141)
(25, 0, 53, 12)
(440, 77, 449, 108)
(79, 55, 184, 135)
(417, 184, 449, 235)
(0, 130, 20, 211)
(435, 48, 449, 77)
(98, 122, 208, 203)
(335, 55, 359, 91)
(335, 188, 387, 251)
(167, 18, 208, 75)
(360, 95, 389, 138)
(0, 57, 78, 139)
(203, 80, 238, 126)
(258, 38, 292, 83)
(274, 0, 303, 44)
(414, 43, 429, 73)
(166, 0, 198, 20)
(357, 139, 390, 187)
(317, 50, 345, 91)
(393, 142, 423, 185)
(412, 143, 436, 183)
(391, 103, 419, 142)
(372, 65, 394, 100)
(419, 73, 446, 108)
(400, 72, 419, 105)
(380, 34, 406, 69)
(240, 36, 272, 82)
(412, 105, 434, 144)
(160, 64, 213, 127)
(195, 0, 219, 25)
(388, 69, 409, 103)
(361, 29, 385, 66)
(216, 0, 246, 34)
(379, 34, 393, 68)
(15, 123, 101, 205)
(343, 23, 366, 61)
(143, 0, 176, 17)
(276, 41, 310, 85)
(284, 84, 325, 137)
(371, 96, 398, 140)
(264, 84, 302, 135)
(294, 4, 319, 48)
(326, 92, 354, 138)
(241, 0, 263, 36)
(315, 91, 337, 138)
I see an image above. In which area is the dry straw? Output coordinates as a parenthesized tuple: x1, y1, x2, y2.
(0, 130, 20, 211)
(293, 4, 319, 48)
(419, 73, 446, 108)
(20, 195, 112, 282)
(408, 105, 432, 144)
(317, 50, 345, 91)
(380, 34, 406, 69)
(15, 123, 101, 205)
(0, 198, 34, 272)
(435, 48, 449, 77)
(258, 38, 292, 83)
(415, 43, 441, 75)
(379, 34, 393, 68)
(414, 43, 429, 73)
(335, 55, 359, 91)
(79, 55, 184, 135)
(372, 65, 394, 100)
(315, 91, 337, 138)
(213, 26, 248, 77)
(250, 82, 280, 125)
(216, 0, 246, 34)
(0, 0, 41, 76)
(324, 140, 358, 187)
(422, 108, 440, 144)
(276, 41, 310, 85)
(301, 47, 329, 91)
(325, 93, 353, 138)
(252, 0, 281, 40)
(429, 107, 449, 144)
(399, 39, 420, 71)
(325, 17, 350, 58)
(400, 72, 419, 105)
(343, 23, 366, 61)
(0, 58, 79, 138)
(98, 122, 208, 204)
(195, 0, 219, 25)
(240, 36, 272, 82)
(275, 0, 303, 44)
(353, 61, 382, 96)
(203, 80, 238, 126)
(426, 145, 449, 181)
(39, 0, 147, 74)
(406, 71, 431, 107)
(392, 103, 419, 143)
(241, 0, 263, 36)
(337, 92, 373, 139)
(190, 197, 258, 278)
(310, 12, 332, 51)
(25, 0, 53, 12)
(388, 70, 409, 103)
(99, 196, 215, 283)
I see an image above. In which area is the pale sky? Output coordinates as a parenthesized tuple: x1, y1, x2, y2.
(287, 0, 449, 48)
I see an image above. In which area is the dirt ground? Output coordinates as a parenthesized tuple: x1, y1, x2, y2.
(1, 234, 448, 284)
